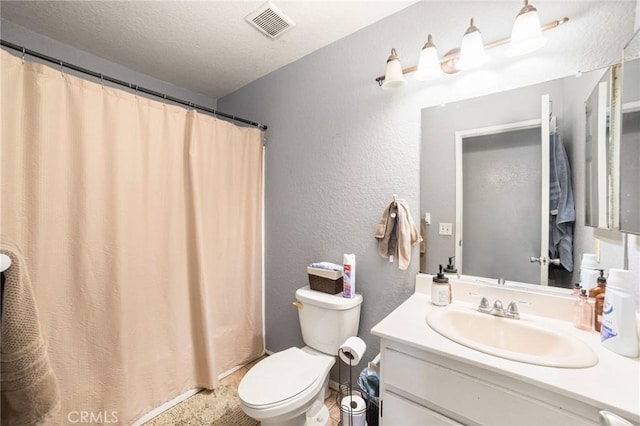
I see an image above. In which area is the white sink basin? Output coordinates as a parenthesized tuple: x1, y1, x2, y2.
(426, 308, 598, 368)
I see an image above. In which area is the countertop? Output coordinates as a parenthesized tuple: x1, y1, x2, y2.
(371, 276, 640, 423)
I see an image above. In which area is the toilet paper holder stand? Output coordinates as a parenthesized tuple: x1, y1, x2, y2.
(337, 347, 368, 426)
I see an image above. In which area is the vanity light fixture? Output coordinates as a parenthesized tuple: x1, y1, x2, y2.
(382, 48, 407, 89)
(415, 34, 444, 81)
(375, 2, 569, 87)
(506, 0, 547, 56)
(457, 18, 487, 70)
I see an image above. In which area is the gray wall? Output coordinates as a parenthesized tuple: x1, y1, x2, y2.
(219, 6, 425, 368)
(1, 19, 218, 110)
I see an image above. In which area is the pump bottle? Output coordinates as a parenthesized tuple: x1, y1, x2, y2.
(431, 265, 451, 306)
(601, 269, 639, 358)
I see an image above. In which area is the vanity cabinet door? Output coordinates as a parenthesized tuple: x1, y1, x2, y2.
(382, 390, 462, 426)
(382, 345, 598, 426)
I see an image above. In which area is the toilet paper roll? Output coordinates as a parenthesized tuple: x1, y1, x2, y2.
(340, 395, 366, 426)
(339, 336, 366, 366)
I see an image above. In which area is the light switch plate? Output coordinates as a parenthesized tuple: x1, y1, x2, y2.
(439, 222, 452, 235)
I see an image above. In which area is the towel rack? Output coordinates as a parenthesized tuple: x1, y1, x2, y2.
(0, 254, 7, 317)
(0, 253, 10, 272)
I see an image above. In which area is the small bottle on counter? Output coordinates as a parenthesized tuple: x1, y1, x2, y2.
(431, 265, 451, 307)
(572, 283, 581, 295)
(588, 270, 606, 298)
(573, 289, 593, 331)
(579, 253, 600, 291)
(594, 293, 605, 332)
(590, 271, 607, 332)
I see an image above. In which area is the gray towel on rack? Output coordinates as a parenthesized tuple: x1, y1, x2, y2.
(549, 132, 575, 272)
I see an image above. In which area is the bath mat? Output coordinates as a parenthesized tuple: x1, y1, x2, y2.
(145, 384, 257, 425)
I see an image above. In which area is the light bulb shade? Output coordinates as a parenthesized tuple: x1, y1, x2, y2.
(382, 48, 407, 89)
(457, 18, 487, 70)
(415, 35, 444, 81)
(506, 1, 547, 56)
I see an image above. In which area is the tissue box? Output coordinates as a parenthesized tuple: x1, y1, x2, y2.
(307, 267, 343, 294)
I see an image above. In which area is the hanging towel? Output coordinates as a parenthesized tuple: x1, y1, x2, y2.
(549, 132, 575, 272)
(1, 241, 60, 426)
(374, 200, 421, 270)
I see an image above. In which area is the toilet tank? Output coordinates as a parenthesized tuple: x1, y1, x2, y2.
(295, 286, 363, 355)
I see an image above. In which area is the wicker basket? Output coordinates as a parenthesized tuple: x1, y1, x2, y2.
(307, 267, 343, 294)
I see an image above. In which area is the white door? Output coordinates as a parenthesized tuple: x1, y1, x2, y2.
(455, 94, 551, 286)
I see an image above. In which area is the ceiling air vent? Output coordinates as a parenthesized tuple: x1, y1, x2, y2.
(245, 1, 296, 39)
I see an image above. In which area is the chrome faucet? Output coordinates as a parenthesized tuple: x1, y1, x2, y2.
(505, 301, 521, 319)
(470, 293, 528, 320)
(491, 300, 505, 316)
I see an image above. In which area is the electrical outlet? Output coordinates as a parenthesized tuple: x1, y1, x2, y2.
(439, 222, 452, 235)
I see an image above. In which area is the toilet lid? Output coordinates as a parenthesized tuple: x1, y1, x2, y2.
(238, 347, 323, 407)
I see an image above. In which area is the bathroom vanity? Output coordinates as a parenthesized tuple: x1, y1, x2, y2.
(371, 274, 640, 426)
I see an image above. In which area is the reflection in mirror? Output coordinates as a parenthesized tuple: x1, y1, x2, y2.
(421, 69, 608, 290)
(584, 68, 612, 229)
(458, 125, 542, 286)
(619, 29, 640, 235)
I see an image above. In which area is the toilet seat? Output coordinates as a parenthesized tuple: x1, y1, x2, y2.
(238, 347, 324, 409)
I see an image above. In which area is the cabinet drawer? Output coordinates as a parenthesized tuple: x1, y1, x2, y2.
(384, 348, 595, 426)
(382, 390, 462, 426)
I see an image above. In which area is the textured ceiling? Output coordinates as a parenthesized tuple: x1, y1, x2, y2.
(0, 0, 419, 100)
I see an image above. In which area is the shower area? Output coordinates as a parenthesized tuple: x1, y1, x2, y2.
(0, 48, 264, 424)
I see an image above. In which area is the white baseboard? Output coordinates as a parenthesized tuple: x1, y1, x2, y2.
(132, 356, 262, 425)
(131, 387, 202, 426)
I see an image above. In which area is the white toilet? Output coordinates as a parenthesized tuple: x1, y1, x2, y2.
(238, 285, 363, 426)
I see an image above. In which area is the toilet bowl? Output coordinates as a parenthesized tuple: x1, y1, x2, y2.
(238, 347, 335, 426)
(238, 286, 363, 426)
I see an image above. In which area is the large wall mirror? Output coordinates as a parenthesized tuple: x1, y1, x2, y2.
(619, 29, 640, 235)
(421, 68, 611, 290)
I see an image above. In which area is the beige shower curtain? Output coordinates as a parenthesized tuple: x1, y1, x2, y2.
(0, 49, 263, 424)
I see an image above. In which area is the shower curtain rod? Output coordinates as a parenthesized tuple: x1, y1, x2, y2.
(1, 40, 268, 131)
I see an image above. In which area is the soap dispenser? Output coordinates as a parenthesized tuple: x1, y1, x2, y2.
(573, 288, 593, 331)
(588, 270, 606, 298)
(431, 265, 451, 306)
(443, 256, 459, 278)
